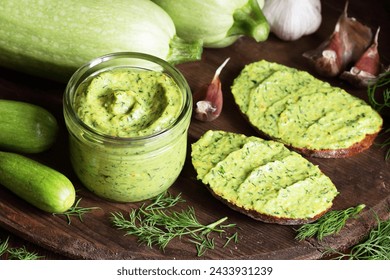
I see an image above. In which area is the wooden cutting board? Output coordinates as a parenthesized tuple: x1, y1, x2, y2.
(0, 0, 389, 259)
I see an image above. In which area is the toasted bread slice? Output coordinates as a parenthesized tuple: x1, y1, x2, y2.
(231, 60, 383, 158)
(191, 130, 339, 225)
(206, 187, 331, 225)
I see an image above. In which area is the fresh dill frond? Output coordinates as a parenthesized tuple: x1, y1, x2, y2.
(0, 237, 9, 257)
(325, 212, 390, 260)
(368, 71, 390, 113)
(189, 234, 215, 257)
(378, 127, 390, 161)
(144, 191, 185, 210)
(1, 237, 43, 260)
(54, 197, 100, 225)
(368, 71, 390, 161)
(223, 232, 239, 248)
(111, 192, 238, 256)
(7, 246, 42, 260)
(295, 204, 366, 241)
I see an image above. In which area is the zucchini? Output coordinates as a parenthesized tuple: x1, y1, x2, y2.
(0, 0, 202, 82)
(0, 99, 58, 153)
(151, 0, 269, 47)
(0, 151, 75, 213)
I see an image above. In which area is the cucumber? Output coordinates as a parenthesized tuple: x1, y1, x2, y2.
(0, 99, 58, 153)
(0, 151, 75, 213)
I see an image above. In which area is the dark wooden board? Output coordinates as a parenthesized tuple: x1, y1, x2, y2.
(0, 0, 389, 259)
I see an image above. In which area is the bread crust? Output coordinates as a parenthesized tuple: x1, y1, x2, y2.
(250, 121, 381, 158)
(289, 132, 380, 158)
(207, 185, 330, 225)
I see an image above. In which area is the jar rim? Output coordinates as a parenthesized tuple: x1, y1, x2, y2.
(64, 52, 192, 144)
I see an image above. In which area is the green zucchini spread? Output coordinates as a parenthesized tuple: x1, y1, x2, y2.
(74, 67, 183, 137)
(67, 67, 189, 202)
(231, 60, 383, 151)
(191, 130, 338, 220)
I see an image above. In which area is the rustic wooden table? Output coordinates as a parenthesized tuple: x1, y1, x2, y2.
(1, 0, 389, 260)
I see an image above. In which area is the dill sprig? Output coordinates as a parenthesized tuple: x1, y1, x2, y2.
(0, 237, 42, 260)
(378, 127, 390, 161)
(111, 192, 238, 256)
(325, 213, 390, 260)
(223, 232, 239, 248)
(368, 71, 390, 113)
(368, 71, 390, 160)
(0, 237, 9, 257)
(295, 204, 366, 241)
(144, 192, 185, 211)
(7, 246, 42, 260)
(53, 197, 100, 225)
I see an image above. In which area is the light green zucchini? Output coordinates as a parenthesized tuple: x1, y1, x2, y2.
(0, 0, 202, 82)
(152, 0, 269, 47)
(0, 151, 75, 213)
(0, 99, 58, 153)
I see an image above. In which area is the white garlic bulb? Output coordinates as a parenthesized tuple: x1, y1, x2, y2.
(262, 0, 322, 41)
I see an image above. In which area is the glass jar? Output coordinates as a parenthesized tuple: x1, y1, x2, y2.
(63, 52, 192, 202)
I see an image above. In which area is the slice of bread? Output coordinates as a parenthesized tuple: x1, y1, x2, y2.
(231, 60, 383, 158)
(191, 130, 339, 225)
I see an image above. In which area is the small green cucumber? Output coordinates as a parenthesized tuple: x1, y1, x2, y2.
(0, 151, 75, 213)
(0, 99, 58, 153)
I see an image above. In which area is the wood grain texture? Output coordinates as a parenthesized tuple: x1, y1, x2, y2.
(0, 0, 389, 259)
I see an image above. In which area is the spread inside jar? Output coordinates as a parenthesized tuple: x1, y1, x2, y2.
(74, 67, 183, 137)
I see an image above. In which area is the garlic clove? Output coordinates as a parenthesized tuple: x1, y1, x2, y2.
(351, 27, 381, 77)
(193, 57, 230, 122)
(303, 22, 345, 77)
(303, 1, 373, 77)
(340, 27, 382, 88)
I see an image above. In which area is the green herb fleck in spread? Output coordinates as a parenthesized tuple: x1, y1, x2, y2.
(191, 130, 339, 221)
(231, 60, 383, 150)
(74, 68, 183, 137)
